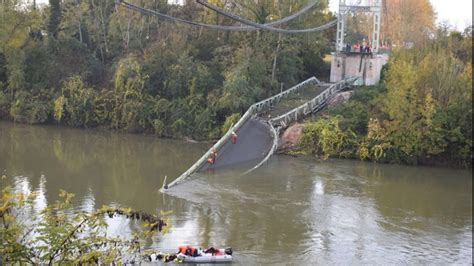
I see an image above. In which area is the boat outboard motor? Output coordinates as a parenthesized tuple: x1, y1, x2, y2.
(224, 247, 233, 255)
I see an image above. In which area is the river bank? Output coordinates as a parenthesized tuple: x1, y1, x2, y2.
(280, 68, 471, 169)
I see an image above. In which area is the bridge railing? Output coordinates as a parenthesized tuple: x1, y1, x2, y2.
(164, 76, 320, 190)
(253, 77, 320, 113)
(270, 77, 358, 128)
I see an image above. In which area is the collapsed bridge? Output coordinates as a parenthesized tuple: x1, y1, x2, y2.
(112, 1, 381, 190)
(164, 76, 358, 190)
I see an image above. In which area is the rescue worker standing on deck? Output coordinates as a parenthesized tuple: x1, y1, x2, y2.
(207, 149, 217, 164)
(230, 131, 238, 144)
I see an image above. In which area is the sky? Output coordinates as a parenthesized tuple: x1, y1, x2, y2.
(328, 0, 472, 31)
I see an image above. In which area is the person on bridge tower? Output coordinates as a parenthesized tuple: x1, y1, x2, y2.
(353, 42, 360, 52)
(207, 149, 217, 164)
(230, 131, 238, 144)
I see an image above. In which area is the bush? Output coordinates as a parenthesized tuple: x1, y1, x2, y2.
(55, 76, 98, 127)
(0, 91, 10, 118)
(221, 113, 241, 135)
(9, 90, 52, 124)
(0, 181, 169, 264)
(298, 116, 355, 159)
(153, 119, 164, 136)
(171, 118, 186, 137)
(328, 85, 385, 135)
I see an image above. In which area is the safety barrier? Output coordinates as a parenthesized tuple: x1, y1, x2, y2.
(270, 77, 358, 128)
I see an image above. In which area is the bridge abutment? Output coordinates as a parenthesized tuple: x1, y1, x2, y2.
(330, 52, 388, 85)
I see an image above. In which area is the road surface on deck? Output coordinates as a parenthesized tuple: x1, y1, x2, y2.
(199, 118, 273, 171)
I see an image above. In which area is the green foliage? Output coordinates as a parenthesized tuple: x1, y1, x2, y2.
(171, 118, 187, 137)
(218, 46, 265, 113)
(194, 108, 216, 139)
(6, 51, 26, 92)
(0, 177, 169, 264)
(298, 116, 355, 159)
(299, 27, 472, 167)
(0, 0, 335, 141)
(328, 85, 385, 135)
(379, 43, 471, 165)
(53, 95, 65, 122)
(10, 90, 52, 124)
(221, 113, 241, 135)
(55, 76, 98, 127)
(112, 58, 150, 132)
(0, 0, 469, 167)
(0, 91, 10, 117)
(162, 52, 195, 99)
(152, 119, 164, 137)
(364, 118, 391, 161)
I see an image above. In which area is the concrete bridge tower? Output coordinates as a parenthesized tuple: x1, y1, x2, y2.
(330, 0, 388, 85)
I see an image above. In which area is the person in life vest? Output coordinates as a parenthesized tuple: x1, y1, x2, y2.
(230, 131, 238, 144)
(177, 245, 198, 257)
(177, 245, 187, 255)
(207, 149, 217, 164)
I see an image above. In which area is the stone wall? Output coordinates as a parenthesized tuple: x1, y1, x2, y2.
(330, 53, 388, 85)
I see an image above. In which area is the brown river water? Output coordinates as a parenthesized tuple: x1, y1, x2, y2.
(0, 121, 472, 264)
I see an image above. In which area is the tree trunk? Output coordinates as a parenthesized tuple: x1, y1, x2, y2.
(75, 0, 83, 43)
(271, 33, 282, 84)
(97, 0, 109, 53)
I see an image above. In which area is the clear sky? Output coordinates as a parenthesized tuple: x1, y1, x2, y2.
(328, 0, 472, 31)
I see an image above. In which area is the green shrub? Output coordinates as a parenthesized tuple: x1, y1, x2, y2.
(0, 91, 10, 118)
(153, 119, 164, 137)
(298, 116, 355, 159)
(171, 118, 186, 137)
(221, 113, 241, 135)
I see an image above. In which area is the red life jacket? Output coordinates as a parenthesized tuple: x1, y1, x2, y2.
(186, 246, 196, 255)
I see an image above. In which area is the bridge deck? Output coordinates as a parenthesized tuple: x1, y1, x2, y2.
(266, 84, 329, 118)
(199, 118, 273, 171)
(198, 83, 329, 172)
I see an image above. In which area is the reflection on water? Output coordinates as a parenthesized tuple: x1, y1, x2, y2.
(0, 121, 472, 264)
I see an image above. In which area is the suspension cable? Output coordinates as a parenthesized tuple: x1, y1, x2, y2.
(117, 0, 317, 31)
(116, 0, 337, 33)
(196, 0, 338, 34)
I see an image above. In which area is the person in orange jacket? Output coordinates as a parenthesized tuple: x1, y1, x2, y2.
(177, 245, 187, 255)
(177, 245, 198, 256)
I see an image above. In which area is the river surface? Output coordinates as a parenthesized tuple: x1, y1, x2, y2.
(0, 121, 472, 264)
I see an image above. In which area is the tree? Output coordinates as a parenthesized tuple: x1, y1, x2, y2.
(112, 57, 151, 132)
(0, 179, 169, 264)
(48, 0, 62, 39)
(381, 0, 435, 46)
(54, 76, 98, 127)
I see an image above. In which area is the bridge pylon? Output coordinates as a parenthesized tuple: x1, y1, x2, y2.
(331, 0, 388, 86)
